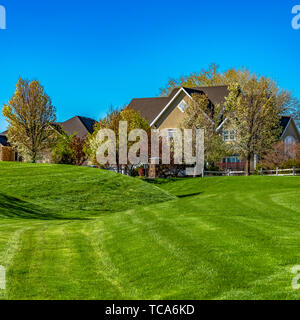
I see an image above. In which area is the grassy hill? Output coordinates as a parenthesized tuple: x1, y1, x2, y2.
(1, 162, 300, 299)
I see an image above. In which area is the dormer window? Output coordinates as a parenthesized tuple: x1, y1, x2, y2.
(285, 136, 296, 145)
(223, 130, 236, 142)
(178, 100, 188, 113)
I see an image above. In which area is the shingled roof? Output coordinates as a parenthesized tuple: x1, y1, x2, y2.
(128, 86, 229, 125)
(280, 116, 291, 132)
(57, 116, 97, 138)
(0, 134, 9, 146)
(183, 86, 229, 106)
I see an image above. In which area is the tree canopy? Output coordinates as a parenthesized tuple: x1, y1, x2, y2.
(2, 78, 56, 162)
(85, 106, 150, 172)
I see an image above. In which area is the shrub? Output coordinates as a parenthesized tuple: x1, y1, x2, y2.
(280, 159, 300, 169)
(52, 133, 87, 165)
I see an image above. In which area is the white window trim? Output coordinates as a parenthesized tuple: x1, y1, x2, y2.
(178, 100, 188, 113)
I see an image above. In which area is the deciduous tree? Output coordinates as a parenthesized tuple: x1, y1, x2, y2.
(85, 106, 150, 174)
(2, 78, 56, 162)
(224, 77, 284, 175)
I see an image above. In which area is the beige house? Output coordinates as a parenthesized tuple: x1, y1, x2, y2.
(129, 86, 300, 171)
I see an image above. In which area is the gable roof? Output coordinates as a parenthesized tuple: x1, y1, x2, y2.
(183, 86, 229, 106)
(280, 115, 300, 140)
(58, 116, 97, 138)
(280, 116, 291, 134)
(0, 134, 9, 146)
(128, 97, 171, 125)
(128, 86, 229, 126)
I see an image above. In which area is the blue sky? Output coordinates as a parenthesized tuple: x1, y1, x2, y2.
(0, 0, 299, 131)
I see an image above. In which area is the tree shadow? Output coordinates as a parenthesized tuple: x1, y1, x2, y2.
(177, 192, 203, 198)
(144, 178, 181, 185)
(0, 193, 88, 221)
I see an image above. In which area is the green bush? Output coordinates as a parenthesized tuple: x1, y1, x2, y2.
(280, 159, 300, 169)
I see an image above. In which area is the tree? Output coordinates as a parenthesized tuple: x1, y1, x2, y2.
(52, 132, 74, 165)
(182, 93, 229, 167)
(160, 63, 224, 96)
(85, 106, 150, 174)
(2, 78, 56, 162)
(70, 136, 88, 166)
(224, 77, 285, 175)
(259, 142, 290, 169)
(260, 142, 300, 169)
(52, 132, 87, 166)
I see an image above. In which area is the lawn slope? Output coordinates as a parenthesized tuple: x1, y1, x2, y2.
(1, 163, 300, 300)
(0, 162, 174, 219)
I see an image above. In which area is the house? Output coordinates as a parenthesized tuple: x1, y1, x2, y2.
(0, 132, 15, 161)
(0, 116, 97, 163)
(56, 116, 97, 139)
(128, 86, 300, 171)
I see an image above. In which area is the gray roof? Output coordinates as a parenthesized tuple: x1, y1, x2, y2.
(0, 134, 9, 146)
(128, 86, 229, 125)
(57, 116, 97, 138)
(280, 116, 291, 132)
(183, 86, 229, 106)
(128, 97, 171, 125)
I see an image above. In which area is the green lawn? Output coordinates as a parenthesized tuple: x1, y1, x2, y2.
(1, 162, 300, 300)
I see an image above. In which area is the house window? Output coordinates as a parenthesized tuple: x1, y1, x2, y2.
(178, 100, 188, 113)
(223, 130, 236, 142)
(285, 136, 296, 145)
(222, 156, 241, 163)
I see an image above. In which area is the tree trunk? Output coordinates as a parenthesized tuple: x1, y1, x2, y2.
(246, 154, 251, 176)
(31, 151, 37, 163)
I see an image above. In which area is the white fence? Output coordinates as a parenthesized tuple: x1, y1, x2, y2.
(259, 167, 300, 176)
(202, 168, 300, 177)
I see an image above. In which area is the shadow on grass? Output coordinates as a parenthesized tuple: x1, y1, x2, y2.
(144, 178, 182, 185)
(177, 192, 203, 198)
(0, 193, 88, 221)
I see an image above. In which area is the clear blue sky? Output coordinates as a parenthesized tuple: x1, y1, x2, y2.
(0, 0, 299, 131)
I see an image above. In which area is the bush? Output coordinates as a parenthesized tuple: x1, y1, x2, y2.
(280, 159, 300, 169)
(206, 164, 220, 171)
(52, 133, 87, 165)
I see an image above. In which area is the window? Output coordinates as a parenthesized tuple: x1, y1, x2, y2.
(222, 156, 241, 163)
(285, 136, 296, 145)
(178, 100, 188, 113)
(223, 130, 236, 142)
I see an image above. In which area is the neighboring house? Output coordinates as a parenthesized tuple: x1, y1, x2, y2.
(0, 132, 16, 161)
(57, 116, 97, 139)
(0, 116, 97, 163)
(128, 86, 300, 171)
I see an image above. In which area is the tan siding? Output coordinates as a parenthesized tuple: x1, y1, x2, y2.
(156, 92, 188, 129)
(282, 119, 300, 142)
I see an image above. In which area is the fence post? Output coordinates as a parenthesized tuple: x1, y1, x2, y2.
(293, 167, 296, 176)
(260, 168, 263, 176)
(202, 168, 205, 178)
(228, 169, 231, 177)
(276, 167, 279, 176)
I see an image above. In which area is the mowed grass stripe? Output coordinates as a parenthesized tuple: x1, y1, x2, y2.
(1, 164, 300, 299)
